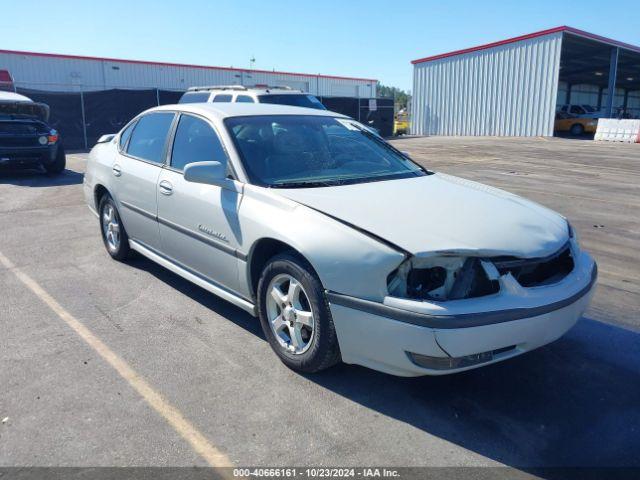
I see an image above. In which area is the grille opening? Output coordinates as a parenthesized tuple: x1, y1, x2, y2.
(493, 244, 574, 287)
(403, 258, 499, 301)
(406, 266, 446, 299)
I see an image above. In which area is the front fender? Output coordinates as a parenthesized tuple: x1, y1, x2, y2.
(239, 185, 405, 301)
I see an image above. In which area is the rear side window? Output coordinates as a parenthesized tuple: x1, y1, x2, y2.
(236, 95, 255, 103)
(170, 114, 227, 172)
(119, 121, 136, 150)
(179, 92, 211, 104)
(212, 94, 232, 103)
(126, 112, 174, 163)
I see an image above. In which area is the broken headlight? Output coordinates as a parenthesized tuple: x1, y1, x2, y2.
(387, 256, 499, 301)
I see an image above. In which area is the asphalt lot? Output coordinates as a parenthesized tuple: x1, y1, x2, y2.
(1, 138, 639, 472)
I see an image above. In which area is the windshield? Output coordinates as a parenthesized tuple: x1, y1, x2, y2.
(582, 105, 597, 113)
(225, 115, 426, 188)
(257, 94, 326, 110)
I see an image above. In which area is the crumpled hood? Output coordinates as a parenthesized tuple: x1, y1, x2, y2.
(276, 173, 569, 258)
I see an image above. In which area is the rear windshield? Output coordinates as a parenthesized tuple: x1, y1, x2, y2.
(257, 94, 326, 110)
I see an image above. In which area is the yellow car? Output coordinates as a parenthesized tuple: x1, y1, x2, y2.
(394, 111, 410, 135)
(554, 112, 598, 136)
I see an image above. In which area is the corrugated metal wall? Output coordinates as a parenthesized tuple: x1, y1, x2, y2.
(412, 32, 563, 136)
(0, 51, 376, 98)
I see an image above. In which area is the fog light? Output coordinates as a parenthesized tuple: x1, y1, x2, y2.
(407, 346, 515, 370)
(38, 135, 48, 145)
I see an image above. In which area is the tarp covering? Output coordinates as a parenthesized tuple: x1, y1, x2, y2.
(16, 88, 85, 149)
(320, 97, 394, 137)
(11, 89, 394, 149)
(83, 89, 158, 146)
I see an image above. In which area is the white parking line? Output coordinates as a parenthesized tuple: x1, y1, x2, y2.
(0, 249, 234, 470)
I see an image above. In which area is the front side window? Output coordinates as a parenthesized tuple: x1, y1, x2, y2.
(119, 120, 136, 150)
(225, 115, 425, 188)
(126, 112, 174, 163)
(236, 95, 255, 103)
(212, 94, 232, 103)
(170, 114, 227, 172)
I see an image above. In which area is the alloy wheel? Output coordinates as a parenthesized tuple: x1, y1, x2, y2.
(265, 273, 315, 354)
(101, 203, 121, 252)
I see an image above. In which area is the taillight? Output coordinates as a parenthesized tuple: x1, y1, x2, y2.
(47, 129, 59, 144)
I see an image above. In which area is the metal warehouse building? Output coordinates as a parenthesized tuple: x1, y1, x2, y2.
(411, 26, 640, 136)
(1, 49, 386, 148)
(0, 49, 377, 97)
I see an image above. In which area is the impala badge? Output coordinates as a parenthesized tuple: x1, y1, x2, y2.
(198, 224, 229, 243)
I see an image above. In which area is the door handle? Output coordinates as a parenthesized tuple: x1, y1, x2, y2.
(112, 164, 122, 177)
(159, 180, 173, 195)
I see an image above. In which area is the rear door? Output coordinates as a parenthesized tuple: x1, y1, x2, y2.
(156, 113, 243, 293)
(113, 111, 175, 250)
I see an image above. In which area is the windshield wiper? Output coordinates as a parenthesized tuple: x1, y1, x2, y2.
(270, 179, 341, 189)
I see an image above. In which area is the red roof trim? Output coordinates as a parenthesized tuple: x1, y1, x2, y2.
(0, 49, 377, 83)
(411, 26, 640, 64)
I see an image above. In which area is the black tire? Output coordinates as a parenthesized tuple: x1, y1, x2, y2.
(570, 123, 585, 136)
(98, 194, 131, 261)
(44, 144, 66, 175)
(257, 252, 341, 373)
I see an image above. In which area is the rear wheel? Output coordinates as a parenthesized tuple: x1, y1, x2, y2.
(99, 194, 131, 261)
(570, 123, 585, 136)
(257, 253, 341, 373)
(44, 145, 66, 175)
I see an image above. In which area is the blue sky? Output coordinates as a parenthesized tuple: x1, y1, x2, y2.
(2, 0, 639, 91)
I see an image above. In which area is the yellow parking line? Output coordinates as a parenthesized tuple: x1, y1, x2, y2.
(0, 250, 234, 470)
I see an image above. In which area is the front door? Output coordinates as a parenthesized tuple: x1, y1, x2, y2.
(156, 113, 243, 294)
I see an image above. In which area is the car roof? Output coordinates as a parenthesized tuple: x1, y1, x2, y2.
(0, 91, 33, 103)
(150, 102, 348, 119)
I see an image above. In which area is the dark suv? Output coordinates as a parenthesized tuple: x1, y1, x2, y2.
(0, 92, 66, 174)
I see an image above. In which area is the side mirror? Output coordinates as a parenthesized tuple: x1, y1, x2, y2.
(401, 151, 411, 158)
(184, 161, 227, 186)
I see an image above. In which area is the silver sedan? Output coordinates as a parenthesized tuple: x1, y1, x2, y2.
(84, 103, 596, 376)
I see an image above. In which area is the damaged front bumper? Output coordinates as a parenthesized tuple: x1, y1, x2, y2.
(326, 249, 596, 376)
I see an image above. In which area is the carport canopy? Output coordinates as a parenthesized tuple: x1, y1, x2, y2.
(558, 29, 640, 118)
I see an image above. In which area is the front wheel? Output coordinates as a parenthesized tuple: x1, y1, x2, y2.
(98, 194, 131, 261)
(570, 123, 585, 136)
(257, 253, 341, 373)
